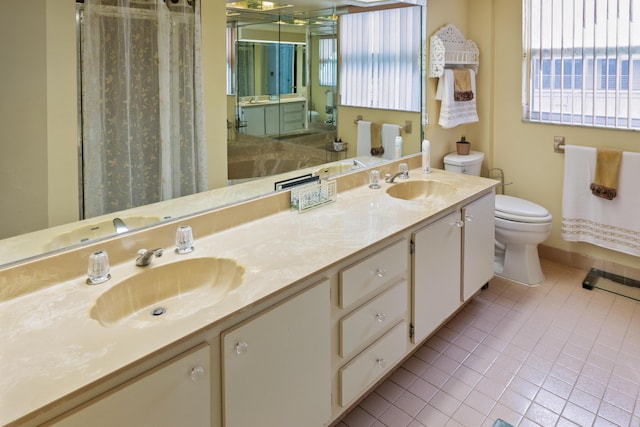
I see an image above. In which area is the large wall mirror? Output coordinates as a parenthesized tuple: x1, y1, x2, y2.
(0, 0, 425, 268)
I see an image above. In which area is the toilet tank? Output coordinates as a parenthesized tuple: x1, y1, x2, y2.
(443, 151, 484, 176)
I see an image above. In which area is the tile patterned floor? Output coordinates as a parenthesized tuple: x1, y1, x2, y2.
(338, 259, 640, 427)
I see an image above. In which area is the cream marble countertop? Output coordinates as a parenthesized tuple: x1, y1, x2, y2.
(0, 163, 497, 426)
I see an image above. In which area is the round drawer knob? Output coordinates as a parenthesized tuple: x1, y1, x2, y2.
(376, 358, 386, 368)
(453, 220, 464, 228)
(235, 341, 249, 355)
(465, 214, 474, 222)
(375, 313, 387, 323)
(190, 366, 205, 381)
(375, 268, 387, 278)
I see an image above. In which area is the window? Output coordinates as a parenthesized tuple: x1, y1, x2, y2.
(318, 37, 337, 86)
(340, 6, 422, 112)
(523, 0, 640, 130)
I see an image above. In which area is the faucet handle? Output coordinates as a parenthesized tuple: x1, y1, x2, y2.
(398, 163, 409, 178)
(87, 250, 111, 285)
(175, 225, 195, 254)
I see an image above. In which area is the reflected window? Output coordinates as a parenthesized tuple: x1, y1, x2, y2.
(339, 6, 421, 112)
(319, 37, 337, 86)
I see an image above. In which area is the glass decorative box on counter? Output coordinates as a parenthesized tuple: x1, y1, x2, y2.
(290, 180, 337, 213)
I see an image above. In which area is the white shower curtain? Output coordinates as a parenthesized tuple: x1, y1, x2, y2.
(81, 0, 207, 218)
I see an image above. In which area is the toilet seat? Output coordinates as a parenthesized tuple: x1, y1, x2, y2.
(495, 195, 552, 224)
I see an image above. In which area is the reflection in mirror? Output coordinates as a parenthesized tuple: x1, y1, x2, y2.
(79, 0, 207, 219)
(227, 14, 339, 185)
(0, 1, 423, 269)
(236, 41, 305, 98)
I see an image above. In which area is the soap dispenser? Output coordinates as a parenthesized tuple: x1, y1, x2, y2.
(422, 140, 430, 174)
(394, 136, 403, 159)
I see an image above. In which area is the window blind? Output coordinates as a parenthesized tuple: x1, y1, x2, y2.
(318, 37, 337, 87)
(340, 6, 421, 112)
(523, 0, 639, 130)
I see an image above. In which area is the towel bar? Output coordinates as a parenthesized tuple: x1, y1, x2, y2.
(553, 138, 565, 153)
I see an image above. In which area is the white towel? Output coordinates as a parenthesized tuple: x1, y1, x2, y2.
(435, 69, 479, 129)
(356, 120, 372, 157)
(562, 145, 640, 257)
(380, 124, 401, 160)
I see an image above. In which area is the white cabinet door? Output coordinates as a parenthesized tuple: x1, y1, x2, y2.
(51, 344, 211, 427)
(412, 211, 462, 343)
(242, 106, 266, 136)
(462, 192, 495, 301)
(264, 104, 280, 134)
(222, 280, 331, 427)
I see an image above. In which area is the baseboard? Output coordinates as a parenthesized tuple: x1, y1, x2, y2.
(539, 244, 640, 282)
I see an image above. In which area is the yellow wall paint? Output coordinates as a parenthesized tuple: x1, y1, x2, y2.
(46, 0, 79, 229)
(467, 0, 495, 175)
(0, 1, 50, 238)
(492, 0, 640, 269)
(424, 0, 492, 173)
(201, 1, 228, 190)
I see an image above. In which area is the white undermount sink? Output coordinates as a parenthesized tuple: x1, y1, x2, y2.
(90, 257, 245, 328)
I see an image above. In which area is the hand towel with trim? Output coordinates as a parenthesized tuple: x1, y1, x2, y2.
(380, 124, 401, 160)
(453, 69, 473, 101)
(435, 68, 479, 128)
(562, 145, 640, 257)
(356, 120, 372, 157)
(589, 147, 622, 200)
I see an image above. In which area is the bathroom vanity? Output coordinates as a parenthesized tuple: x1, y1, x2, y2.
(237, 98, 306, 136)
(0, 156, 497, 427)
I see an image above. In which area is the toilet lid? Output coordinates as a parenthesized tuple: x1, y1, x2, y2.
(495, 195, 552, 223)
(443, 151, 484, 166)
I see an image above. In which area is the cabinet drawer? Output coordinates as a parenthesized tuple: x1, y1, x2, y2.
(340, 280, 407, 357)
(339, 321, 407, 407)
(340, 240, 407, 309)
(282, 102, 303, 111)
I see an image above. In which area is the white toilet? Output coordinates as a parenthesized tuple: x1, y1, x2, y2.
(444, 151, 552, 286)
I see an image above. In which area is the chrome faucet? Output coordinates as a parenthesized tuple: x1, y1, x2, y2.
(113, 217, 129, 234)
(352, 159, 367, 169)
(385, 171, 409, 183)
(136, 248, 163, 267)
